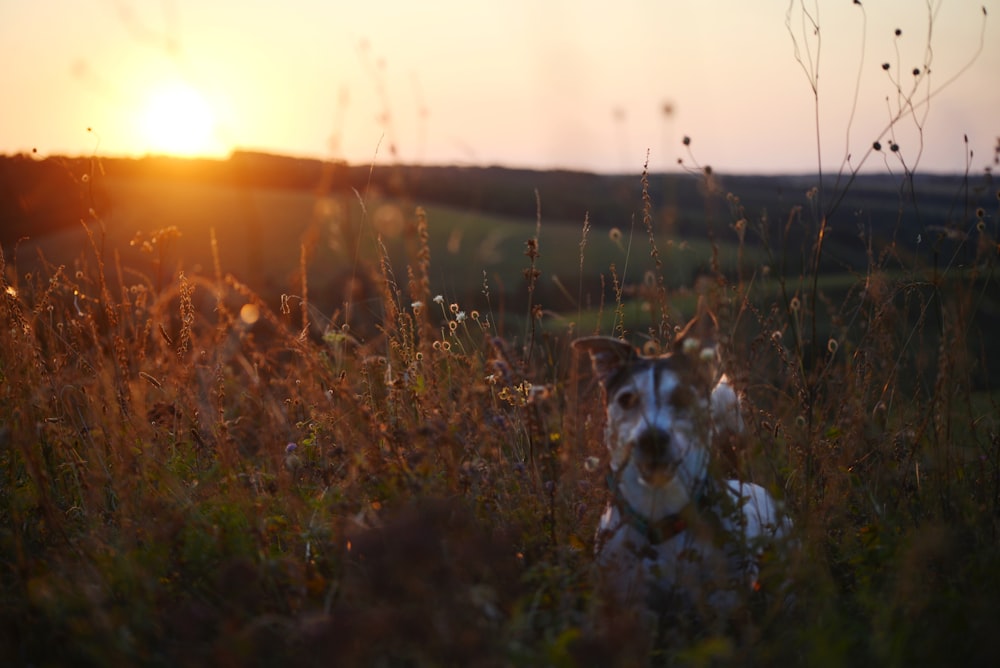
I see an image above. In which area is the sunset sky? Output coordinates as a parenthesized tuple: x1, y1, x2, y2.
(3, 0, 998, 174)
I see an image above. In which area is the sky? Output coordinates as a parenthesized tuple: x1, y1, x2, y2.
(2, 0, 998, 174)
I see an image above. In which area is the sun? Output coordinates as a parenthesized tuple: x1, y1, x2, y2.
(138, 82, 219, 157)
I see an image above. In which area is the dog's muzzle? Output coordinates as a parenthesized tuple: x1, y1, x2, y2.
(633, 428, 679, 485)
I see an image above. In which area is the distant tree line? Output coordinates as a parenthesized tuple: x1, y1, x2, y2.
(0, 154, 96, 243)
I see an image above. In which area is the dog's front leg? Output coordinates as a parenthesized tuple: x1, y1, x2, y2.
(592, 522, 662, 651)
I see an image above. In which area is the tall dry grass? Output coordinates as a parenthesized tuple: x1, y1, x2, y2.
(3, 150, 998, 665)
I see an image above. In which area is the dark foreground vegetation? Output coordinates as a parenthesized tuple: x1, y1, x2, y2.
(1, 148, 999, 666)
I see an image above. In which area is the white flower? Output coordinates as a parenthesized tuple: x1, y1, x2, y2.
(433, 295, 444, 304)
(455, 311, 466, 322)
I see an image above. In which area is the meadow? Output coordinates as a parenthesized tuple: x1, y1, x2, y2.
(1, 147, 998, 666)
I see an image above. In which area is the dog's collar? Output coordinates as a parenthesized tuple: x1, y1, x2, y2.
(606, 472, 713, 545)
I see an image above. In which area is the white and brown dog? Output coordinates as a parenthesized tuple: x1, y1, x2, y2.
(574, 319, 790, 622)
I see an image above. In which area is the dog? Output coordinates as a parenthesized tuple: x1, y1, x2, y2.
(574, 317, 790, 624)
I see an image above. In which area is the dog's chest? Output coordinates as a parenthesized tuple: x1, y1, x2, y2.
(595, 497, 757, 612)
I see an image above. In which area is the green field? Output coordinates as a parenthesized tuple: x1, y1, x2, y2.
(14, 172, 776, 336)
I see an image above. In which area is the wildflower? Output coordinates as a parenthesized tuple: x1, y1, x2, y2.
(873, 141, 882, 151)
(881, 63, 890, 70)
(411, 300, 423, 311)
(433, 294, 444, 305)
(470, 310, 480, 320)
(450, 302, 459, 314)
(455, 311, 466, 323)
(609, 227, 623, 243)
(890, 143, 899, 152)
(682, 136, 691, 146)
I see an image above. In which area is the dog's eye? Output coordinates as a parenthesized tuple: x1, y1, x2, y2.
(669, 386, 695, 409)
(616, 391, 639, 410)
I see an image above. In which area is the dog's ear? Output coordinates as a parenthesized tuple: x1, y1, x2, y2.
(572, 337, 636, 387)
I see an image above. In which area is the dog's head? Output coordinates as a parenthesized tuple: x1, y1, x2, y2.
(574, 318, 740, 516)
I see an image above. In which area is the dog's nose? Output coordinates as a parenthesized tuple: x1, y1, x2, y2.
(636, 429, 674, 464)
